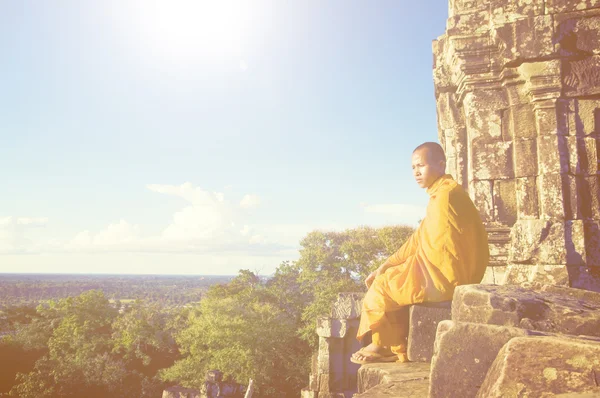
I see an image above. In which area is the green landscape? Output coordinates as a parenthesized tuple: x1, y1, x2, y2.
(0, 226, 413, 397)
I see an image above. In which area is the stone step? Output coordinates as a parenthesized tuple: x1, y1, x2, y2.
(353, 378, 430, 397)
(354, 362, 430, 397)
(407, 301, 452, 362)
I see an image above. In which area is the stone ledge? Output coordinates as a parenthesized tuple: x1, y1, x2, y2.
(408, 302, 452, 362)
(353, 378, 430, 398)
(356, 362, 430, 394)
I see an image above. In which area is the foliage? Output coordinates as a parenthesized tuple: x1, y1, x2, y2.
(162, 269, 310, 397)
(4, 291, 178, 398)
(295, 225, 414, 346)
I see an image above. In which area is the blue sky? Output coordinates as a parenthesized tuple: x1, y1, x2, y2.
(1, 1, 449, 275)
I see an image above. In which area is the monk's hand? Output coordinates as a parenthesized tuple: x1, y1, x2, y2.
(365, 270, 379, 289)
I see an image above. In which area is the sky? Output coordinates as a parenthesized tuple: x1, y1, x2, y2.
(0, 1, 449, 275)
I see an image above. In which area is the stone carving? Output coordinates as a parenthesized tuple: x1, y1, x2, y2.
(301, 293, 364, 398)
(433, 0, 600, 289)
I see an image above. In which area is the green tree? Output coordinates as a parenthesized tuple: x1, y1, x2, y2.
(162, 269, 310, 397)
(295, 225, 414, 345)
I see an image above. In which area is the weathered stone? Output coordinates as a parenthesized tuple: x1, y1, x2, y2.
(567, 136, 599, 176)
(538, 174, 567, 219)
(563, 56, 600, 98)
(477, 336, 600, 398)
(429, 321, 548, 398)
(451, 284, 600, 336)
(538, 135, 569, 174)
(331, 293, 363, 319)
(519, 60, 562, 103)
(300, 388, 318, 398)
(569, 266, 600, 292)
(470, 180, 494, 222)
(536, 100, 566, 136)
(504, 263, 570, 286)
(317, 318, 358, 338)
(556, 13, 600, 56)
(356, 362, 430, 394)
(472, 141, 513, 180)
(556, 389, 600, 397)
(546, 0, 600, 17)
(509, 220, 569, 264)
(407, 302, 452, 362)
(493, 179, 517, 225)
(513, 139, 537, 177)
(353, 378, 430, 398)
(516, 177, 539, 219)
(581, 176, 600, 219)
(494, 15, 555, 64)
(585, 221, 600, 266)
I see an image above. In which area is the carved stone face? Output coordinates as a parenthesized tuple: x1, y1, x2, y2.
(411, 148, 446, 189)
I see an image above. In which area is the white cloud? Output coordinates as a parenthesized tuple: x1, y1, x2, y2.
(0, 216, 48, 254)
(240, 194, 260, 209)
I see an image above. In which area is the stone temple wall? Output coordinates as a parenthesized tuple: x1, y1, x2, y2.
(433, 0, 600, 290)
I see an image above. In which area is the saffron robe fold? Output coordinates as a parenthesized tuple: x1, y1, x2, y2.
(357, 174, 489, 340)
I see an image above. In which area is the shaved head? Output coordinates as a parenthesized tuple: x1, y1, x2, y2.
(413, 142, 446, 163)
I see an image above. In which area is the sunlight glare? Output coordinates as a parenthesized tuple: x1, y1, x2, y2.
(137, 0, 254, 64)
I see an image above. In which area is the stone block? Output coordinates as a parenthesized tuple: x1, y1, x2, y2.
(436, 92, 464, 130)
(446, 9, 490, 38)
(471, 140, 514, 180)
(569, 266, 600, 292)
(494, 15, 555, 64)
(538, 135, 569, 174)
(571, 99, 600, 136)
(469, 180, 494, 222)
(354, 378, 430, 398)
(331, 293, 363, 319)
(556, 13, 600, 55)
(536, 101, 565, 136)
(567, 136, 599, 175)
(556, 389, 600, 397)
(407, 302, 452, 362)
(563, 56, 600, 98)
(547, 0, 600, 19)
(513, 139, 537, 177)
(509, 220, 569, 264)
(585, 221, 600, 266)
(516, 177, 539, 219)
(493, 179, 517, 225)
(463, 90, 509, 143)
(580, 176, 600, 219)
(488, 0, 545, 19)
(429, 321, 548, 398)
(519, 60, 562, 102)
(565, 220, 587, 265)
(503, 105, 536, 141)
(451, 284, 600, 336)
(503, 263, 571, 286)
(477, 335, 600, 398)
(357, 362, 430, 394)
(538, 174, 567, 219)
(317, 318, 358, 338)
(318, 337, 344, 377)
(300, 388, 318, 398)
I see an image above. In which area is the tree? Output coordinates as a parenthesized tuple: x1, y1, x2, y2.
(162, 269, 310, 397)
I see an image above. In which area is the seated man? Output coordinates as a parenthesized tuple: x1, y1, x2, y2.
(351, 142, 489, 364)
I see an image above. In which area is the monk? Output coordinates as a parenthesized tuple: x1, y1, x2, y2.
(351, 142, 489, 364)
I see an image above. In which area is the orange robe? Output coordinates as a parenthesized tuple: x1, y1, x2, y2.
(357, 174, 489, 342)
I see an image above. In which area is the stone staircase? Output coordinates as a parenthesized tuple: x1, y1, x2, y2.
(304, 284, 600, 397)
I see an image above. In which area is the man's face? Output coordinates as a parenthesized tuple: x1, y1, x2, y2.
(411, 148, 445, 189)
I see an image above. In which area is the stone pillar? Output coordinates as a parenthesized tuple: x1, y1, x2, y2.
(302, 293, 364, 398)
(433, 0, 600, 291)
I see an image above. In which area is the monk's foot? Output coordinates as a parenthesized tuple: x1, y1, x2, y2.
(350, 343, 397, 364)
(396, 352, 409, 363)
